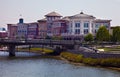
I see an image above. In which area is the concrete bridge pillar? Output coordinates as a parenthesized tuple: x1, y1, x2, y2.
(8, 45, 15, 57)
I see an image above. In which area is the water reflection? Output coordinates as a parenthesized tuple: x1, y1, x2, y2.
(0, 51, 120, 77)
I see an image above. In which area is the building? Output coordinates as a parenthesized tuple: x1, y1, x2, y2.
(93, 19, 111, 35)
(7, 11, 111, 40)
(8, 18, 39, 40)
(0, 27, 7, 39)
(52, 19, 69, 36)
(27, 22, 38, 39)
(37, 18, 47, 39)
(61, 12, 111, 40)
(7, 24, 17, 39)
(17, 18, 28, 39)
(45, 11, 62, 37)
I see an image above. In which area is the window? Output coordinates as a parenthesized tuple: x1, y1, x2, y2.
(75, 23, 80, 28)
(84, 22, 89, 28)
(48, 25, 52, 28)
(104, 25, 109, 28)
(95, 29, 98, 33)
(75, 29, 80, 34)
(95, 24, 99, 28)
(48, 31, 51, 33)
(61, 23, 65, 27)
(84, 29, 89, 34)
(61, 29, 65, 33)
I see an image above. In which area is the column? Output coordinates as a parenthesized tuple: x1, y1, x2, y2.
(72, 20, 75, 35)
(89, 21, 92, 34)
(81, 21, 84, 35)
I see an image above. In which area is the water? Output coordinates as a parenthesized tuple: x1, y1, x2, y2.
(0, 52, 120, 77)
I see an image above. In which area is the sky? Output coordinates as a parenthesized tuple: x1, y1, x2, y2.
(0, 0, 120, 29)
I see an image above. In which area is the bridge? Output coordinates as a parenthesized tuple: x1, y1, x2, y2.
(0, 39, 81, 56)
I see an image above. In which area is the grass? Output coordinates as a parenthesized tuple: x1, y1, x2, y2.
(60, 52, 83, 62)
(60, 52, 120, 67)
(97, 46, 120, 52)
(17, 47, 54, 54)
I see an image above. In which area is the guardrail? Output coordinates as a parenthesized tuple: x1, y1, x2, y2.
(0, 39, 79, 45)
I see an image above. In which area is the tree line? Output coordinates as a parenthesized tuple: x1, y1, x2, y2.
(84, 26, 120, 42)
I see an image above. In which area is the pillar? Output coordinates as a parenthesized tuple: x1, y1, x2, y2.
(8, 45, 15, 56)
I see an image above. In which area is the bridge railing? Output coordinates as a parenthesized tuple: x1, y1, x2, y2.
(0, 39, 81, 45)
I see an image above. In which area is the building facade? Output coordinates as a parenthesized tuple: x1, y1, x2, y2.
(0, 28, 7, 39)
(7, 11, 111, 40)
(93, 19, 111, 35)
(7, 24, 17, 39)
(27, 22, 38, 39)
(61, 12, 111, 40)
(37, 18, 47, 39)
(17, 23, 28, 39)
(52, 19, 69, 36)
(45, 11, 62, 36)
(8, 18, 39, 40)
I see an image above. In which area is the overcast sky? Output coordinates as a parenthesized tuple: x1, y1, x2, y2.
(0, 0, 120, 28)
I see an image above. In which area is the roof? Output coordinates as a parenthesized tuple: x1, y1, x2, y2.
(45, 11, 62, 17)
(69, 12, 95, 19)
(37, 18, 47, 22)
(62, 16, 70, 21)
(93, 19, 111, 23)
(53, 19, 69, 22)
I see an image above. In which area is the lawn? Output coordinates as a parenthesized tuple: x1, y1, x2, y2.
(97, 46, 120, 52)
(17, 47, 54, 54)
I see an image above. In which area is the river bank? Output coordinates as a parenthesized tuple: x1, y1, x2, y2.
(59, 51, 120, 71)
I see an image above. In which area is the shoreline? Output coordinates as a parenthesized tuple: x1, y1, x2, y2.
(59, 55, 120, 72)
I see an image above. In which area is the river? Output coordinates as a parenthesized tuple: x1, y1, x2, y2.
(0, 51, 120, 77)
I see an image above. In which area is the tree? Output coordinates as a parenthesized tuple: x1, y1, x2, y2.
(96, 26, 110, 42)
(84, 33, 93, 42)
(112, 26, 120, 42)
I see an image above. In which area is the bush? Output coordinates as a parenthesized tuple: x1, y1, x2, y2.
(83, 58, 101, 66)
(60, 52, 120, 67)
(60, 52, 83, 62)
(100, 58, 120, 67)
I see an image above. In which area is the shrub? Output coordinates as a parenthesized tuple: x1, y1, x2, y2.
(83, 58, 100, 66)
(60, 52, 120, 67)
(60, 52, 83, 62)
(100, 58, 120, 67)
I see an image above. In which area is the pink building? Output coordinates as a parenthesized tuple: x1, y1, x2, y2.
(45, 11, 62, 37)
(7, 24, 17, 39)
(27, 22, 38, 39)
(52, 19, 69, 36)
(0, 31, 7, 38)
(37, 18, 47, 39)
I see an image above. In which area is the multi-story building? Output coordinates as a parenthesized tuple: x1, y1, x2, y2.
(27, 22, 38, 39)
(37, 18, 47, 39)
(17, 18, 28, 39)
(45, 11, 62, 37)
(0, 28, 7, 39)
(8, 18, 39, 40)
(7, 24, 17, 39)
(52, 19, 69, 36)
(61, 12, 111, 40)
(93, 19, 111, 35)
(7, 11, 111, 40)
